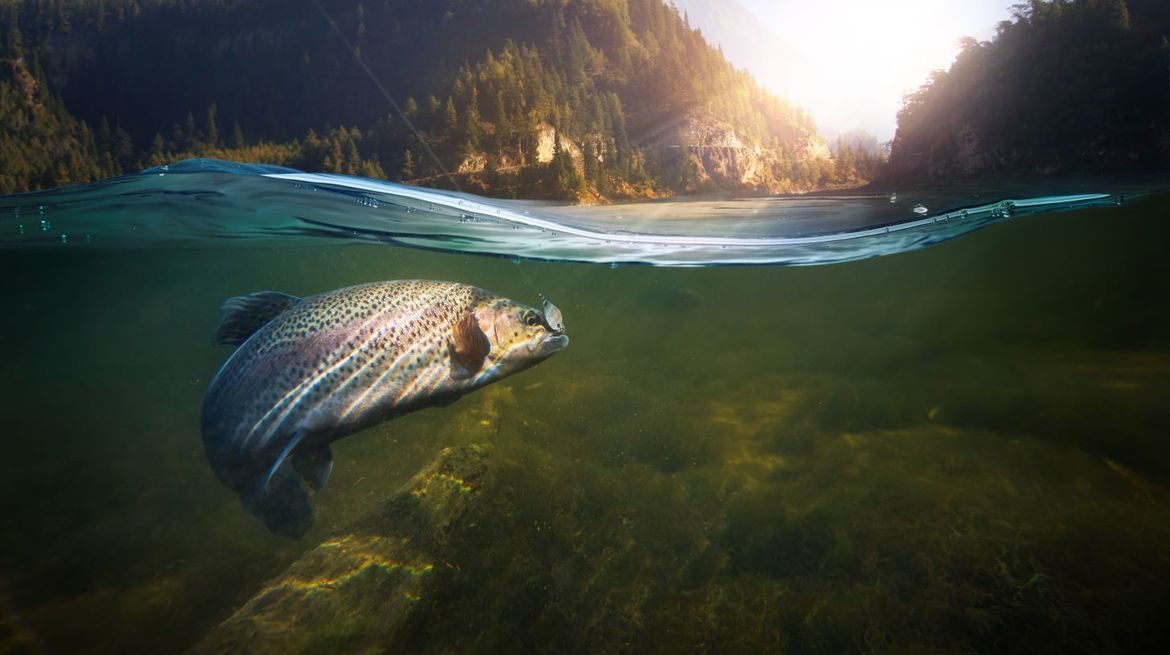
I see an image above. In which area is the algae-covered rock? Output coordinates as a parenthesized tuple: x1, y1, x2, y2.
(188, 444, 489, 655)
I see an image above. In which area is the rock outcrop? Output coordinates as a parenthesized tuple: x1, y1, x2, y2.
(673, 116, 833, 193)
(188, 445, 490, 655)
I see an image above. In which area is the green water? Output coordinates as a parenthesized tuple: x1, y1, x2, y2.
(1, 195, 1169, 654)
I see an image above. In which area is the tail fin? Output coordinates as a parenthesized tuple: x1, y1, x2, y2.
(240, 463, 313, 539)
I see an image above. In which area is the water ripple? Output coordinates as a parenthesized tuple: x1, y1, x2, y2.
(0, 158, 1129, 266)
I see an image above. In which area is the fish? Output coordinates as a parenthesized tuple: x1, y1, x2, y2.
(200, 280, 568, 538)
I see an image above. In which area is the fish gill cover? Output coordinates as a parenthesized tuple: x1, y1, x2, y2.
(0, 158, 1132, 266)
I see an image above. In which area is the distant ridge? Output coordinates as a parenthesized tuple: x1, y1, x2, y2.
(0, 0, 878, 197)
(886, 0, 1170, 180)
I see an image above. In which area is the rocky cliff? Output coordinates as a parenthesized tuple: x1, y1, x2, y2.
(672, 116, 835, 194)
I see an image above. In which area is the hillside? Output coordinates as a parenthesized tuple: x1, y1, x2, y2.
(666, 0, 807, 122)
(0, 0, 871, 198)
(886, 0, 1170, 181)
(0, 26, 122, 191)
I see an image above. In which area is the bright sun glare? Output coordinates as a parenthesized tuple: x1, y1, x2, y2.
(754, 0, 1007, 139)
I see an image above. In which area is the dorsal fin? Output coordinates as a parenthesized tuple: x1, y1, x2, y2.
(213, 291, 302, 346)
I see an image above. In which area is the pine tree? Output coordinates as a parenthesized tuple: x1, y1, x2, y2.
(401, 149, 415, 179)
(464, 85, 482, 149)
(494, 89, 509, 142)
(231, 119, 245, 149)
(206, 104, 219, 148)
(445, 95, 458, 131)
(111, 127, 133, 168)
(97, 115, 112, 152)
(6, 22, 22, 60)
(582, 139, 597, 189)
(183, 110, 198, 150)
(344, 138, 361, 175)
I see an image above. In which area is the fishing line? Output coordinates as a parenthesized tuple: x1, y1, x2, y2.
(306, 0, 584, 304)
(509, 256, 606, 316)
(307, 0, 460, 192)
(503, 256, 544, 299)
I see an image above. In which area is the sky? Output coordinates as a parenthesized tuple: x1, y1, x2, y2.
(708, 1, 1013, 141)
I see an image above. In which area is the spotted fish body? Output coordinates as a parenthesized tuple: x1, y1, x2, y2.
(201, 280, 568, 537)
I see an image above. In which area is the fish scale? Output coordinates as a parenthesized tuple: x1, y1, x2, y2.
(201, 279, 568, 538)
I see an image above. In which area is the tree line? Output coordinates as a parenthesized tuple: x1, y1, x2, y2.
(887, 0, 1170, 180)
(1, 0, 877, 197)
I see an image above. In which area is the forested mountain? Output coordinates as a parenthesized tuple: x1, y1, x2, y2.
(887, 0, 1170, 181)
(666, 0, 806, 106)
(0, 0, 866, 198)
(0, 24, 117, 190)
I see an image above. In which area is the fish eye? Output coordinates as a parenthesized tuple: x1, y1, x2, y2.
(523, 311, 541, 327)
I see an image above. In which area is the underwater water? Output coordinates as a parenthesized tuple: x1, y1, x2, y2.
(1, 167, 1169, 654)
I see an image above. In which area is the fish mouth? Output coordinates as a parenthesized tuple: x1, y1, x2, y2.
(539, 333, 569, 352)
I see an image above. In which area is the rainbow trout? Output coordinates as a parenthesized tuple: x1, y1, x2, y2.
(201, 280, 568, 537)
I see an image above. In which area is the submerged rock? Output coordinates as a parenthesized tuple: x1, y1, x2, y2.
(188, 444, 490, 655)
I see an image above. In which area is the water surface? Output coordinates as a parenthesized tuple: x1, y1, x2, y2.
(0, 159, 1141, 265)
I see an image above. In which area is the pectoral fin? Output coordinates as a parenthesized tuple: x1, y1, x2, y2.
(264, 429, 309, 491)
(449, 309, 490, 380)
(242, 428, 314, 539)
